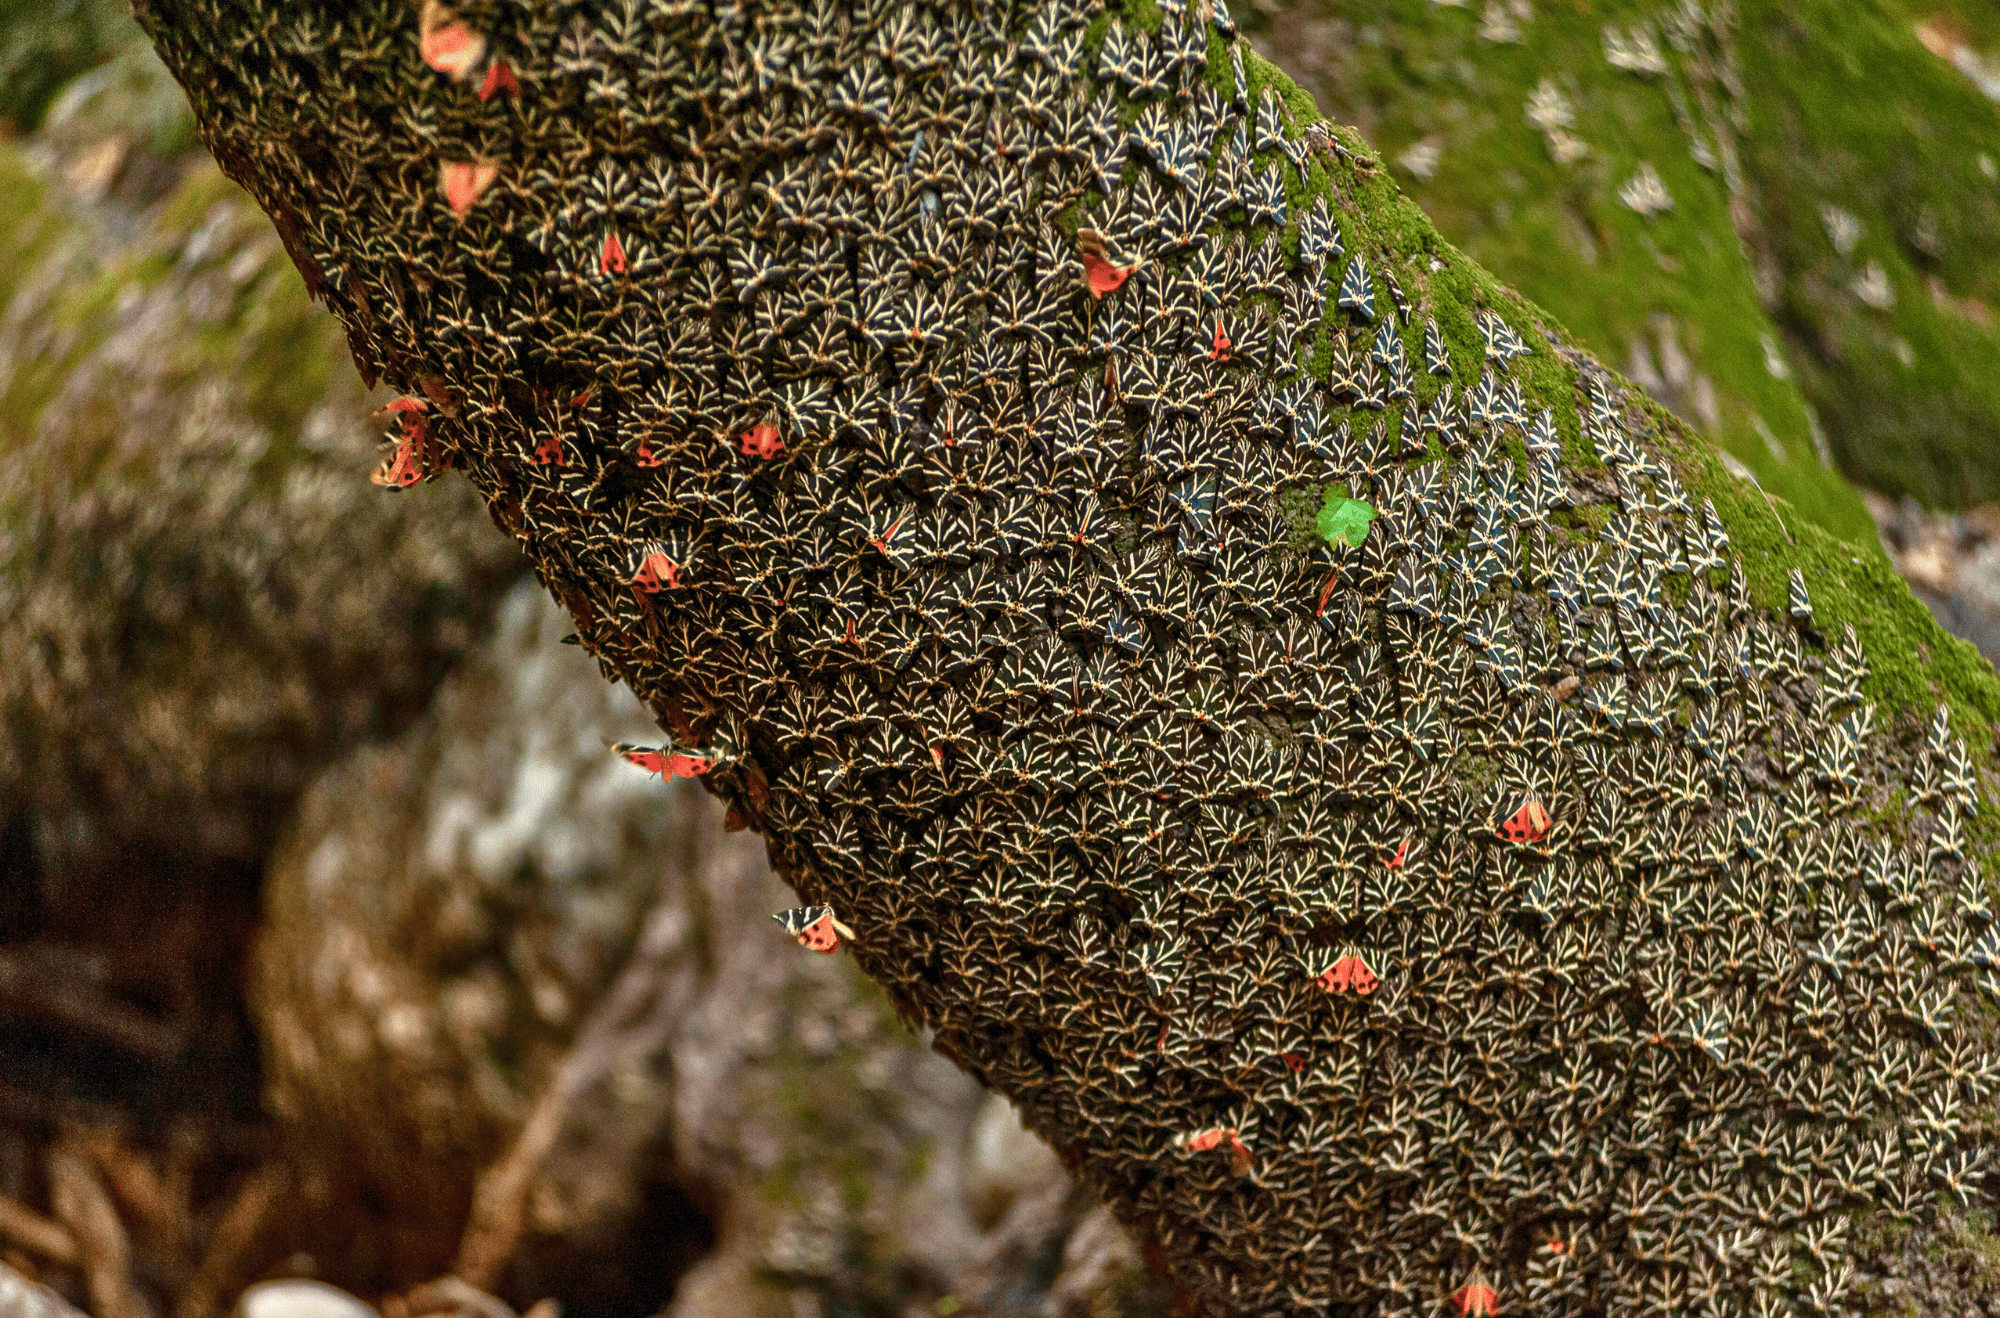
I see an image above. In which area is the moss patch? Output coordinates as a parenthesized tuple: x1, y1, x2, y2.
(0, 154, 350, 494)
(0, 0, 131, 132)
(1738, 0, 2000, 509)
(1254, 0, 2000, 512)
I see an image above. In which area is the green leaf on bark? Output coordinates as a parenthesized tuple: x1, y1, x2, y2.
(1315, 485, 1378, 549)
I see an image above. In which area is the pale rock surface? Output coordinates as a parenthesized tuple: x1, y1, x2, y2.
(237, 1281, 378, 1318)
(0, 1263, 87, 1318)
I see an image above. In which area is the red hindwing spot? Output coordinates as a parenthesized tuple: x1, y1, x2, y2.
(418, 2, 486, 80)
(477, 58, 519, 101)
(800, 914, 841, 954)
(440, 158, 499, 217)
(1317, 951, 1379, 996)
(1497, 798, 1553, 844)
(740, 422, 784, 459)
(618, 745, 710, 778)
(1453, 1278, 1500, 1317)
(619, 747, 667, 774)
(370, 439, 423, 489)
(1082, 253, 1135, 299)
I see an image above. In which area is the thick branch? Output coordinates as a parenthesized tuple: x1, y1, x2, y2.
(131, 1, 2000, 1314)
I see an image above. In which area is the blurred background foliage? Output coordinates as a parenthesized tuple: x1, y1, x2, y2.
(0, 5, 1994, 1318)
(0, 0, 134, 136)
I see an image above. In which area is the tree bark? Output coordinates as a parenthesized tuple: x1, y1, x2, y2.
(131, 1, 2000, 1313)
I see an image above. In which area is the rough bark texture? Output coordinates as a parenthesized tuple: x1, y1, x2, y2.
(131, 1, 2000, 1314)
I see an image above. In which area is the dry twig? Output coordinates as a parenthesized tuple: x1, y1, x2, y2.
(176, 1167, 283, 1318)
(0, 949, 187, 1065)
(81, 1131, 189, 1273)
(0, 1196, 79, 1268)
(452, 808, 699, 1289)
(47, 1141, 142, 1318)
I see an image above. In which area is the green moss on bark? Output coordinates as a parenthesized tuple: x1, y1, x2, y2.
(1235, 34, 2000, 756)
(1252, 0, 1881, 546)
(1239, 9, 2000, 885)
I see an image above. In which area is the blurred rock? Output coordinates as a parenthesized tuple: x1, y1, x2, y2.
(0, 133, 520, 898)
(963, 1095, 1066, 1233)
(1866, 491, 2000, 668)
(236, 1281, 376, 1318)
(0, 1261, 87, 1318)
(255, 581, 686, 1298)
(0, 28, 516, 1207)
(256, 583, 1167, 1318)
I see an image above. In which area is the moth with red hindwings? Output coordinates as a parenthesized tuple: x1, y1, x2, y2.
(1178, 1127, 1254, 1176)
(370, 443, 425, 488)
(613, 742, 711, 778)
(740, 422, 784, 460)
(440, 158, 499, 217)
(774, 906, 855, 954)
(1077, 228, 1139, 299)
(1316, 949, 1380, 995)
(1453, 1274, 1500, 1316)
(630, 543, 683, 593)
(370, 397, 438, 488)
(1497, 796, 1553, 844)
(418, 0, 484, 79)
(478, 58, 518, 100)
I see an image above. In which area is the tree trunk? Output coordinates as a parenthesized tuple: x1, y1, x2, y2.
(131, 0, 2000, 1313)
